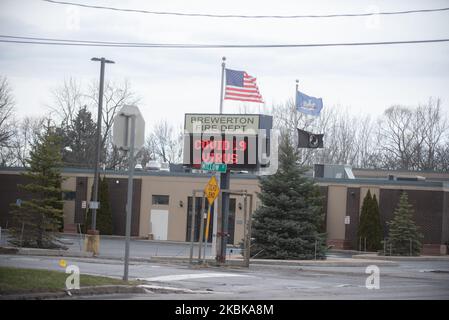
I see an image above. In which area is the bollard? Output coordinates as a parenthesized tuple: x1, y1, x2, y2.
(85, 229, 100, 255)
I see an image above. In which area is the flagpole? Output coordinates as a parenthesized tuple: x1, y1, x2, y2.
(294, 79, 299, 147)
(212, 56, 226, 261)
(219, 57, 226, 113)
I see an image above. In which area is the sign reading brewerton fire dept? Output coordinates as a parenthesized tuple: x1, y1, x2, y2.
(185, 114, 259, 133)
(183, 113, 273, 169)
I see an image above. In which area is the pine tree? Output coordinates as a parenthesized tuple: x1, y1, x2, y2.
(357, 191, 383, 251)
(60, 106, 97, 168)
(251, 134, 326, 260)
(85, 176, 113, 234)
(96, 176, 113, 234)
(9, 125, 64, 249)
(386, 192, 423, 256)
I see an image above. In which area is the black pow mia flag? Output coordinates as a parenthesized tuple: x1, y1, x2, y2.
(297, 128, 324, 148)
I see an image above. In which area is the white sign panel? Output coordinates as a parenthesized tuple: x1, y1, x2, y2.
(89, 201, 100, 210)
(344, 216, 350, 225)
(185, 114, 259, 133)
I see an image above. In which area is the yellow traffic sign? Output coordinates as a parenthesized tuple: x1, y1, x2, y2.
(204, 176, 220, 205)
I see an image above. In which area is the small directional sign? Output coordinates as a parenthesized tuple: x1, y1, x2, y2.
(204, 176, 220, 205)
(201, 162, 227, 173)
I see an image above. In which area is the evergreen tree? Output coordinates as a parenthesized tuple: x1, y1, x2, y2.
(387, 192, 423, 256)
(60, 106, 97, 168)
(85, 176, 113, 234)
(357, 191, 383, 251)
(9, 125, 64, 248)
(251, 134, 326, 260)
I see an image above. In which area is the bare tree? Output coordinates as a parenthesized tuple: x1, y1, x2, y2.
(0, 76, 15, 148)
(88, 79, 140, 148)
(49, 78, 85, 127)
(413, 98, 447, 170)
(1, 116, 46, 167)
(375, 100, 448, 171)
(377, 106, 417, 170)
(138, 135, 157, 168)
(150, 120, 183, 164)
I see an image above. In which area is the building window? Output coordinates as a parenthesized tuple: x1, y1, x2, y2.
(62, 191, 76, 201)
(152, 195, 169, 205)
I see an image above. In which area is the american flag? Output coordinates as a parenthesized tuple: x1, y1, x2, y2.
(224, 69, 264, 103)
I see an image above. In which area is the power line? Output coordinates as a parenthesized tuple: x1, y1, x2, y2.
(42, 0, 449, 19)
(1, 35, 449, 48)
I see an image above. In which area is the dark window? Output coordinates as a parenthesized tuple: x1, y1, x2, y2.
(186, 197, 211, 242)
(152, 195, 169, 205)
(62, 191, 76, 201)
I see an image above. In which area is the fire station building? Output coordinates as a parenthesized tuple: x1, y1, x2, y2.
(0, 165, 448, 255)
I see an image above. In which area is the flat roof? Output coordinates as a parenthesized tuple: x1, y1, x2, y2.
(1, 166, 447, 188)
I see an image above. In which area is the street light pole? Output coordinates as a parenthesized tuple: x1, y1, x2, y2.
(90, 57, 114, 231)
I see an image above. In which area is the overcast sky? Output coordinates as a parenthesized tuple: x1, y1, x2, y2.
(1, 0, 449, 129)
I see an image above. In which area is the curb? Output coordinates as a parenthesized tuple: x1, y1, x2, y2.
(0, 285, 146, 300)
(11, 247, 93, 258)
(249, 258, 398, 267)
(0, 284, 211, 300)
(133, 255, 398, 267)
(58, 232, 239, 248)
(3, 230, 239, 248)
(352, 254, 449, 261)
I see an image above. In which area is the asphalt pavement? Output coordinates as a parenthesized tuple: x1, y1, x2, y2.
(1, 253, 448, 299)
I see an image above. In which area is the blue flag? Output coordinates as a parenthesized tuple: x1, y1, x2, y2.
(296, 91, 323, 116)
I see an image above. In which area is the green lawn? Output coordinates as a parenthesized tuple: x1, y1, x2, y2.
(0, 266, 134, 294)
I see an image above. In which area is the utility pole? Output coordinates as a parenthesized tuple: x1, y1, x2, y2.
(90, 57, 114, 231)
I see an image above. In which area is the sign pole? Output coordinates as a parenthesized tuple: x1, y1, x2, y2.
(123, 115, 136, 281)
(203, 205, 211, 263)
(189, 191, 196, 264)
(198, 195, 206, 261)
(219, 171, 231, 263)
(215, 57, 226, 262)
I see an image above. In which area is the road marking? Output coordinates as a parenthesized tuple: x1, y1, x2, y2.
(142, 272, 253, 282)
(336, 284, 352, 288)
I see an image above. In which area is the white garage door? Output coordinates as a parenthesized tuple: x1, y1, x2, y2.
(150, 209, 168, 240)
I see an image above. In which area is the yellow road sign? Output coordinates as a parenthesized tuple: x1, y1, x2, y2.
(204, 176, 220, 205)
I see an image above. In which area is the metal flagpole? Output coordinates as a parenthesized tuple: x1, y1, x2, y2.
(294, 79, 299, 148)
(212, 56, 226, 260)
(219, 57, 226, 114)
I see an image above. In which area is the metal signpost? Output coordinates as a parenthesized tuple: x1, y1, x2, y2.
(112, 105, 145, 281)
(202, 176, 220, 262)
